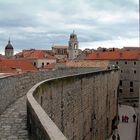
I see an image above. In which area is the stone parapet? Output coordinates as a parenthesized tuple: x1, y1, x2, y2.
(0, 68, 102, 114)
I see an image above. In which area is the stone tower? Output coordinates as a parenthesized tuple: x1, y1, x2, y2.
(68, 31, 79, 59)
(5, 39, 14, 58)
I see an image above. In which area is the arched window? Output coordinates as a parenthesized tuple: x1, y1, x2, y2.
(74, 44, 77, 49)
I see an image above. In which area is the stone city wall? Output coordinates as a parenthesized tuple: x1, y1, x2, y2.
(27, 69, 119, 140)
(0, 68, 101, 114)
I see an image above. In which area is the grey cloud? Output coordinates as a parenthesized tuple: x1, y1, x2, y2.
(0, 0, 139, 52)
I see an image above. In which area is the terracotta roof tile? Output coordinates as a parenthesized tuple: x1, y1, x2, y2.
(0, 59, 38, 73)
(16, 50, 55, 60)
(85, 50, 140, 60)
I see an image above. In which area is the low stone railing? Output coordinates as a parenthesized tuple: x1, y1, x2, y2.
(27, 79, 67, 140)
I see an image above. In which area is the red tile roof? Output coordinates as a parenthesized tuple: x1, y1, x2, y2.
(16, 50, 55, 60)
(85, 50, 140, 60)
(0, 58, 38, 73)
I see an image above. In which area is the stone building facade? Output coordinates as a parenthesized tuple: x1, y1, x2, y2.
(86, 49, 140, 106)
(111, 59, 140, 106)
(52, 46, 68, 60)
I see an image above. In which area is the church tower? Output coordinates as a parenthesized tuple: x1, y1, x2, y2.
(68, 31, 79, 59)
(5, 39, 14, 58)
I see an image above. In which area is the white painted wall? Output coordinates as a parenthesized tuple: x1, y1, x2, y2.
(31, 59, 56, 68)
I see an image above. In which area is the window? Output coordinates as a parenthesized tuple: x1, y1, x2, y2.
(33, 62, 36, 66)
(42, 62, 44, 68)
(130, 81, 133, 87)
(119, 89, 122, 93)
(134, 61, 136, 65)
(121, 70, 123, 73)
(134, 70, 136, 74)
(120, 80, 122, 86)
(74, 44, 77, 49)
(125, 61, 127, 64)
(130, 88, 133, 92)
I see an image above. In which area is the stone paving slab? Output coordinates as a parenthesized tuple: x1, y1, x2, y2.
(109, 105, 137, 140)
(0, 96, 29, 140)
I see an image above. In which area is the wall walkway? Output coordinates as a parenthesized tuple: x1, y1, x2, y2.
(109, 105, 137, 140)
(0, 95, 29, 139)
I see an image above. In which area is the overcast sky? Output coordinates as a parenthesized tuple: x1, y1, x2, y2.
(0, 0, 139, 54)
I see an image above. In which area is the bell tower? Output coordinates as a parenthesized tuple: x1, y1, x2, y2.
(68, 31, 79, 59)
